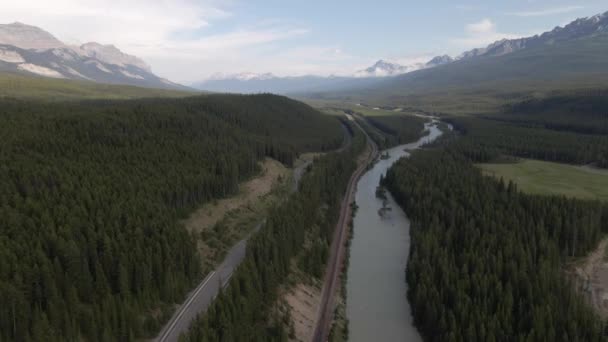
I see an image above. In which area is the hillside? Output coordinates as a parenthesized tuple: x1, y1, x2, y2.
(0, 71, 195, 100)
(0, 94, 343, 341)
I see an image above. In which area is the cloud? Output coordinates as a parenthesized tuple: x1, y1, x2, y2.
(0, 0, 315, 82)
(507, 5, 584, 17)
(466, 19, 496, 34)
(452, 19, 521, 48)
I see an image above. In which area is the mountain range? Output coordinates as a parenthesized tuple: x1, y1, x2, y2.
(192, 58, 451, 94)
(314, 10, 608, 113)
(194, 10, 608, 95)
(2, 10, 608, 95)
(0, 22, 187, 90)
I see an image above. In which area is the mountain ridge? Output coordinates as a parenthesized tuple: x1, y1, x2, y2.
(0, 22, 186, 90)
(457, 10, 608, 60)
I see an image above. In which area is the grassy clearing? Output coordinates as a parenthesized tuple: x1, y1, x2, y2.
(0, 71, 195, 100)
(184, 158, 292, 272)
(478, 159, 608, 201)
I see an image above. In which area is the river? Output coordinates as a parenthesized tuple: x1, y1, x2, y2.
(345, 120, 444, 342)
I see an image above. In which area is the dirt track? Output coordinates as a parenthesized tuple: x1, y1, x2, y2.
(571, 238, 608, 318)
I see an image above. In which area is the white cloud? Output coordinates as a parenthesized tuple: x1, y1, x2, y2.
(452, 19, 521, 48)
(507, 6, 584, 17)
(393, 54, 435, 66)
(0, 0, 316, 83)
(192, 45, 363, 80)
(466, 19, 495, 34)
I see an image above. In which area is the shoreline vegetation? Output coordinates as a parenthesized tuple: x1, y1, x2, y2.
(385, 149, 607, 341)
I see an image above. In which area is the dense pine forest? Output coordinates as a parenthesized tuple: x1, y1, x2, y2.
(365, 114, 427, 147)
(0, 94, 343, 341)
(181, 122, 367, 341)
(500, 91, 608, 135)
(445, 116, 608, 168)
(439, 92, 608, 168)
(344, 111, 427, 149)
(384, 94, 608, 340)
(384, 148, 608, 341)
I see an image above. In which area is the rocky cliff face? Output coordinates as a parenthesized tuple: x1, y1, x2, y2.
(0, 22, 186, 90)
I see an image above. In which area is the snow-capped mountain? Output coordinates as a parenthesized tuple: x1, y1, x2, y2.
(425, 55, 454, 67)
(78, 42, 151, 72)
(458, 10, 608, 60)
(0, 22, 186, 90)
(207, 72, 277, 82)
(195, 10, 608, 95)
(193, 57, 447, 94)
(354, 59, 428, 78)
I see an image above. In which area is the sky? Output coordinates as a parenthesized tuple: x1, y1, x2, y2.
(1, 0, 607, 84)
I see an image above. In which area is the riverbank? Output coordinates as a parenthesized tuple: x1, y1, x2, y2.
(345, 121, 443, 341)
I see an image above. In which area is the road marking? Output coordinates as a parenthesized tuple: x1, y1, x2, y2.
(222, 272, 233, 288)
(158, 271, 216, 342)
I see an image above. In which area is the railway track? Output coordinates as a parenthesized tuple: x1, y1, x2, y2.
(312, 119, 378, 342)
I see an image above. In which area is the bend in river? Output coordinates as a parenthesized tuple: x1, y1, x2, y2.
(346, 120, 443, 342)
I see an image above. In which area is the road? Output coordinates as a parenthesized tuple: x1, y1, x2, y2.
(155, 223, 261, 342)
(156, 121, 353, 342)
(312, 118, 378, 342)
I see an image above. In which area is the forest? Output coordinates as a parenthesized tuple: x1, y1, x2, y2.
(384, 148, 608, 341)
(499, 91, 608, 135)
(445, 116, 608, 167)
(0, 94, 343, 341)
(442, 93, 608, 168)
(365, 114, 427, 147)
(180, 122, 367, 341)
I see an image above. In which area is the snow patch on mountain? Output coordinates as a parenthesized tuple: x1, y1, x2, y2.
(0, 48, 24, 63)
(51, 48, 80, 62)
(85, 60, 113, 74)
(120, 69, 144, 80)
(17, 63, 64, 78)
(64, 66, 92, 80)
(79, 42, 151, 72)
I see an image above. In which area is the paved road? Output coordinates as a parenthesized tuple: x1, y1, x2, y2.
(312, 119, 378, 342)
(156, 119, 353, 342)
(155, 223, 261, 342)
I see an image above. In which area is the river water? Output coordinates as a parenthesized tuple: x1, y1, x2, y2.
(346, 121, 443, 342)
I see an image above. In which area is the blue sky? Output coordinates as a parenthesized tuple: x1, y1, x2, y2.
(1, 0, 607, 83)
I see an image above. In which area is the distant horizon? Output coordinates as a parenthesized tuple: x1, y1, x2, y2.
(1, 1, 606, 83)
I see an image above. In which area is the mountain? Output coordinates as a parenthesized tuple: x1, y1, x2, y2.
(194, 58, 440, 94)
(458, 11, 608, 60)
(425, 55, 454, 67)
(310, 11, 608, 112)
(193, 73, 384, 94)
(0, 22, 186, 90)
(355, 60, 414, 77)
(196, 10, 608, 96)
(0, 22, 64, 50)
(78, 42, 151, 72)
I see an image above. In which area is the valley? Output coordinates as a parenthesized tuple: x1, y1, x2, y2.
(2, 4, 608, 342)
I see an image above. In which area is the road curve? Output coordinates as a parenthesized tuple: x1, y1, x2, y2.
(312, 118, 378, 342)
